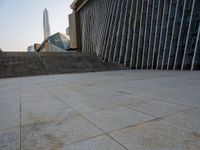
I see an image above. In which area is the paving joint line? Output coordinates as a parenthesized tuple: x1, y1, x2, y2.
(121, 105, 156, 118)
(64, 133, 106, 146)
(90, 83, 197, 109)
(19, 79, 22, 150)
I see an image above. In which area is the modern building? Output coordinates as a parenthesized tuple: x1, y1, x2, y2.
(34, 44, 41, 51)
(69, 0, 200, 70)
(27, 45, 35, 52)
(37, 32, 70, 52)
(66, 27, 70, 36)
(43, 8, 51, 39)
(65, 27, 70, 40)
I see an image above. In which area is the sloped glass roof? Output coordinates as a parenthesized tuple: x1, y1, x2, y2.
(48, 32, 70, 50)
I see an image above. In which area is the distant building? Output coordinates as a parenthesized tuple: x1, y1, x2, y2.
(68, 12, 80, 50)
(66, 27, 69, 36)
(43, 8, 51, 39)
(66, 27, 70, 40)
(37, 32, 70, 52)
(34, 44, 41, 51)
(27, 46, 34, 52)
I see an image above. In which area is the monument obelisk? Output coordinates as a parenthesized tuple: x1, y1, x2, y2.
(43, 8, 51, 39)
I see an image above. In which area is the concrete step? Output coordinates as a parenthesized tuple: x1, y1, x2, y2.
(0, 52, 124, 78)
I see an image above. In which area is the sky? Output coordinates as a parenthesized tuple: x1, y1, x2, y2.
(0, 0, 74, 51)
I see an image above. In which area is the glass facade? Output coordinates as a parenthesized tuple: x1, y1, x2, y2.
(38, 32, 70, 52)
(74, 0, 200, 70)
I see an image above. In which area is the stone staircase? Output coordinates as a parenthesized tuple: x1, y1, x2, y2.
(0, 52, 124, 78)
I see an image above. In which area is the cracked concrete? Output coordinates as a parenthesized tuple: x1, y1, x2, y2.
(0, 70, 200, 149)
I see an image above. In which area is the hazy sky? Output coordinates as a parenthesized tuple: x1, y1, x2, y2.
(0, 0, 74, 51)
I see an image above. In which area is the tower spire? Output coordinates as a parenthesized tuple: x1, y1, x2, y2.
(43, 8, 51, 39)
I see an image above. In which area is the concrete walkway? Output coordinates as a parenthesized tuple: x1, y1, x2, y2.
(0, 70, 200, 149)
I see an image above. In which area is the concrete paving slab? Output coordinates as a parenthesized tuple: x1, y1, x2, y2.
(21, 96, 66, 111)
(21, 92, 56, 103)
(65, 100, 115, 114)
(83, 106, 154, 132)
(21, 115, 103, 149)
(124, 98, 191, 117)
(163, 108, 200, 133)
(0, 112, 20, 130)
(21, 105, 73, 126)
(70, 86, 124, 99)
(0, 79, 20, 90)
(20, 87, 48, 97)
(0, 128, 20, 150)
(0, 88, 20, 99)
(65, 135, 126, 150)
(0, 96, 20, 116)
(109, 119, 200, 150)
(0, 103, 19, 115)
(52, 89, 95, 103)
(63, 95, 121, 114)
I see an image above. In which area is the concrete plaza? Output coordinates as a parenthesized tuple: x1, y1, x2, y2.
(0, 70, 200, 149)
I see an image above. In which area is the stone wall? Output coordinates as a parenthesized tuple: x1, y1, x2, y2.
(0, 52, 123, 78)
